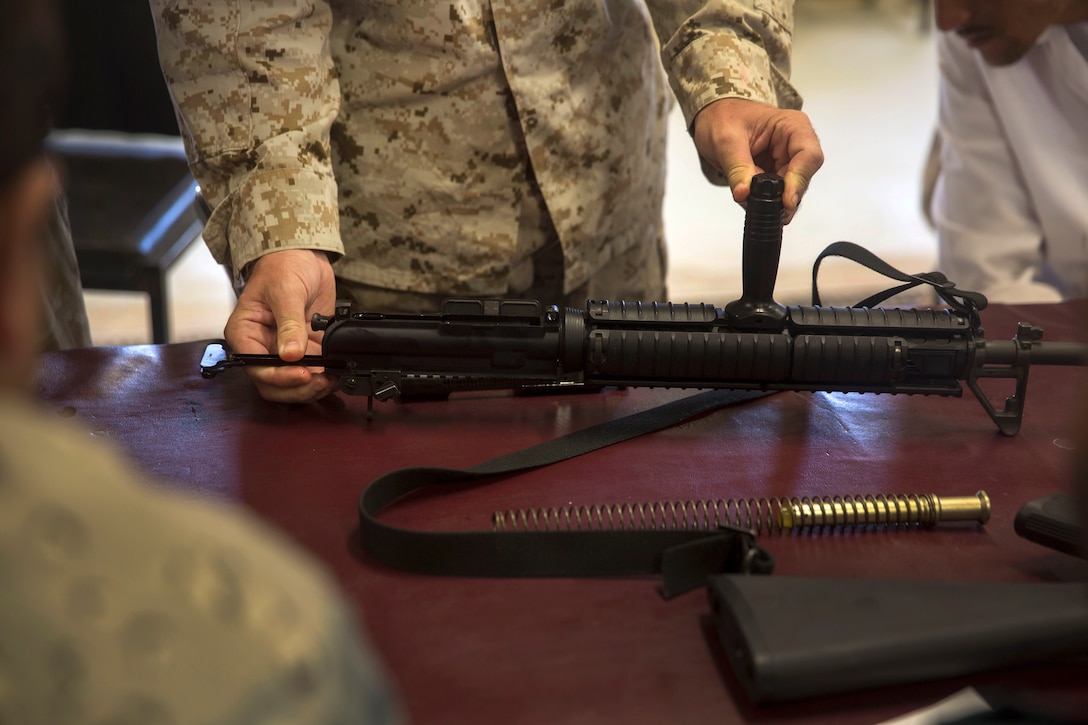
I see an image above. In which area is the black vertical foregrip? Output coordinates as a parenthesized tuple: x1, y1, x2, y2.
(725, 173, 788, 330)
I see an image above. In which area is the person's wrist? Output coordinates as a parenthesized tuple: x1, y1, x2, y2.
(248, 248, 332, 274)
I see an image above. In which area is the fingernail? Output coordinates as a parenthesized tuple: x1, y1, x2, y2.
(282, 341, 301, 356)
(792, 193, 802, 208)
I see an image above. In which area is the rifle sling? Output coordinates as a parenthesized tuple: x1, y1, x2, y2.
(357, 389, 774, 598)
(811, 240, 988, 318)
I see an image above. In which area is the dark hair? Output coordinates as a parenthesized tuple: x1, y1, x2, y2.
(0, 0, 65, 187)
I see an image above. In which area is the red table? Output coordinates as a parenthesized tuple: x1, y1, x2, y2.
(36, 301, 1088, 724)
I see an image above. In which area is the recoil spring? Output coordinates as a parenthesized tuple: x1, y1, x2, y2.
(491, 491, 990, 535)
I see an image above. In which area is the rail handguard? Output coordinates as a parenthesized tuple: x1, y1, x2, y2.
(200, 175, 1088, 435)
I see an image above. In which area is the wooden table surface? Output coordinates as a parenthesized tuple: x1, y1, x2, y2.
(36, 300, 1088, 724)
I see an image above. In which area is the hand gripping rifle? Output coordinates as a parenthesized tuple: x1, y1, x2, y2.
(200, 174, 1087, 435)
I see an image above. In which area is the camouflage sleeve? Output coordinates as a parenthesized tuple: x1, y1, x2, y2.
(149, 0, 343, 279)
(646, 0, 802, 128)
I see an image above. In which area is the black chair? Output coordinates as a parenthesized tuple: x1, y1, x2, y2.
(49, 133, 202, 345)
(54, 0, 205, 344)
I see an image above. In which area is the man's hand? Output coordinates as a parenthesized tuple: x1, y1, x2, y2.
(692, 97, 824, 224)
(224, 249, 337, 403)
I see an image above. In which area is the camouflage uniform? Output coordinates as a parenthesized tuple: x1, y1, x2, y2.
(0, 394, 400, 723)
(150, 0, 800, 307)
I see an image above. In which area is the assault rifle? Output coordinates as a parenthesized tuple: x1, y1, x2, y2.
(200, 174, 1087, 435)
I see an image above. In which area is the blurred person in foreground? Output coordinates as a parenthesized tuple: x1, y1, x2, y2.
(0, 2, 399, 722)
(928, 0, 1088, 303)
(150, 1, 825, 404)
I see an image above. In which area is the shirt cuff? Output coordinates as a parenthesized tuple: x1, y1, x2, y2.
(666, 33, 785, 130)
(203, 166, 344, 279)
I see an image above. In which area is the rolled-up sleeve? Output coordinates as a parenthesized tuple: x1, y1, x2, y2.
(150, 0, 343, 278)
(647, 0, 802, 128)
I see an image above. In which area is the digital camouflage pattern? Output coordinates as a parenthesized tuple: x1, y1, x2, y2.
(0, 396, 400, 723)
(150, 0, 799, 298)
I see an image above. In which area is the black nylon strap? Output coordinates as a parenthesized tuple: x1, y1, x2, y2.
(357, 389, 774, 598)
(811, 241, 988, 319)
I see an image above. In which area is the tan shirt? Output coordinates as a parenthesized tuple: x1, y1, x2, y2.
(151, 0, 799, 295)
(0, 394, 398, 723)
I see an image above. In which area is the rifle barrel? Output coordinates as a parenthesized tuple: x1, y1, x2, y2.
(982, 340, 1088, 366)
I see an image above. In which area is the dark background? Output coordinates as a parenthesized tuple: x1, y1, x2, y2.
(56, 0, 179, 135)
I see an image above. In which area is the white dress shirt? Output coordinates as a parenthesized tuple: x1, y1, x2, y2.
(932, 24, 1088, 303)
